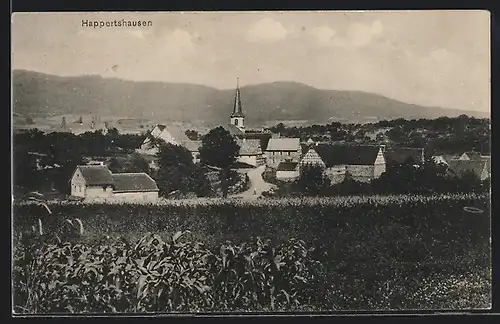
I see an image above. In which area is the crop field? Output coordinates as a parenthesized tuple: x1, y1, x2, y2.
(12, 193, 491, 313)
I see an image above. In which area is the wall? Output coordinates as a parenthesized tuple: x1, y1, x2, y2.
(373, 148, 386, 178)
(265, 150, 301, 167)
(346, 165, 375, 183)
(113, 191, 159, 202)
(325, 165, 347, 184)
(85, 186, 114, 199)
(238, 155, 258, 167)
(276, 170, 300, 181)
(70, 168, 86, 197)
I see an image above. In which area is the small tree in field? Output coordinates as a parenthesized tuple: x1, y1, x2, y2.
(198, 127, 240, 198)
(296, 164, 331, 196)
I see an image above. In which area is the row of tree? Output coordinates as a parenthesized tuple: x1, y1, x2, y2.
(269, 115, 490, 155)
(273, 161, 489, 197)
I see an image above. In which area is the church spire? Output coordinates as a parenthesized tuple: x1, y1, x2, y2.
(231, 77, 244, 118)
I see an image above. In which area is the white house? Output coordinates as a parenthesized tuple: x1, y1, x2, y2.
(70, 165, 159, 202)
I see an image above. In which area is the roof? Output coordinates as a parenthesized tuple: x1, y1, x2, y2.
(300, 143, 310, 155)
(448, 160, 488, 178)
(242, 132, 272, 151)
(385, 147, 424, 164)
(313, 144, 381, 167)
(181, 140, 202, 152)
(237, 139, 262, 155)
(75, 165, 114, 185)
(266, 138, 301, 151)
(111, 173, 159, 192)
(143, 125, 191, 147)
(460, 151, 483, 161)
(277, 161, 299, 171)
(221, 123, 245, 136)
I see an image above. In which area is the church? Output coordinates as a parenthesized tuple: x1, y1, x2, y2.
(219, 78, 271, 167)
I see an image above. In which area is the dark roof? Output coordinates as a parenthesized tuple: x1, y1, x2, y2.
(111, 173, 159, 192)
(314, 144, 381, 167)
(76, 165, 114, 185)
(277, 161, 299, 171)
(385, 147, 424, 164)
(300, 143, 310, 155)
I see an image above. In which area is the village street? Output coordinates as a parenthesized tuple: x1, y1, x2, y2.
(231, 165, 276, 200)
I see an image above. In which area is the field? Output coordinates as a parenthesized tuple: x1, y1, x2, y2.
(12, 193, 491, 313)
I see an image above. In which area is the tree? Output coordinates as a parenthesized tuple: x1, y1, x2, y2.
(155, 142, 211, 197)
(108, 157, 122, 173)
(296, 164, 330, 196)
(198, 127, 240, 198)
(185, 129, 200, 140)
(128, 153, 150, 174)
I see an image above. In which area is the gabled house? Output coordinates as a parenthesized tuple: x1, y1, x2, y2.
(265, 138, 302, 167)
(181, 140, 203, 164)
(447, 159, 490, 181)
(70, 165, 159, 202)
(137, 124, 191, 155)
(299, 144, 386, 184)
(458, 151, 483, 161)
(431, 154, 458, 166)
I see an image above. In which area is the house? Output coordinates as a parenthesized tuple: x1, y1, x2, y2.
(137, 124, 191, 155)
(276, 161, 300, 181)
(447, 159, 490, 181)
(111, 173, 159, 202)
(431, 154, 458, 166)
(70, 165, 159, 202)
(265, 138, 302, 167)
(300, 144, 386, 184)
(236, 139, 265, 167)
(384, 147, 425, 167)
(181, 140, 203, 164)
(458, 151, 483, 161)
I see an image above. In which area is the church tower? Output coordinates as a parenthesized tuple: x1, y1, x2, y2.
(230, 77, 245, 132)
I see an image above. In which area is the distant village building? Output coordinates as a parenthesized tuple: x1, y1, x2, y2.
(299, 144, 386, 184)
(276, 161, 300, 181)
(431, 154, 457, 166)
(182, 140, 203, 164)
(265, 138, 302, 167)
(69, 165, 159, 202)
(447, 159, 490, 181)
(137, 124, 192, 155)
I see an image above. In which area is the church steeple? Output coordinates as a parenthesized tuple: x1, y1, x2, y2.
(230, 77, 245, 132)
(231, 77, 244, 118)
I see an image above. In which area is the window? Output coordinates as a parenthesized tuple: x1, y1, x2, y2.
(234, 119, 239, 126)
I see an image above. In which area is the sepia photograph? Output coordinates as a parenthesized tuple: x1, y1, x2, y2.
(11, 10, 491, 314)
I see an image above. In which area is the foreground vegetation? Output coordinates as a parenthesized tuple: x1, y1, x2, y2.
(13, 193, 491, 313)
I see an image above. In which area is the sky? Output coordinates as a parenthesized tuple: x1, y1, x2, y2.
(12, 11, 490, 112)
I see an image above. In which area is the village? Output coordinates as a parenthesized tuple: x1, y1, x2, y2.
(13, 79, 487, 204)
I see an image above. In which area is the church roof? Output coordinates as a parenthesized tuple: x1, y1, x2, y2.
(221, 123, 245, 136)
(231, 78, 245, 118)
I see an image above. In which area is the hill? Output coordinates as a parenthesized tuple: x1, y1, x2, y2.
(12, 70, 489, 127)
